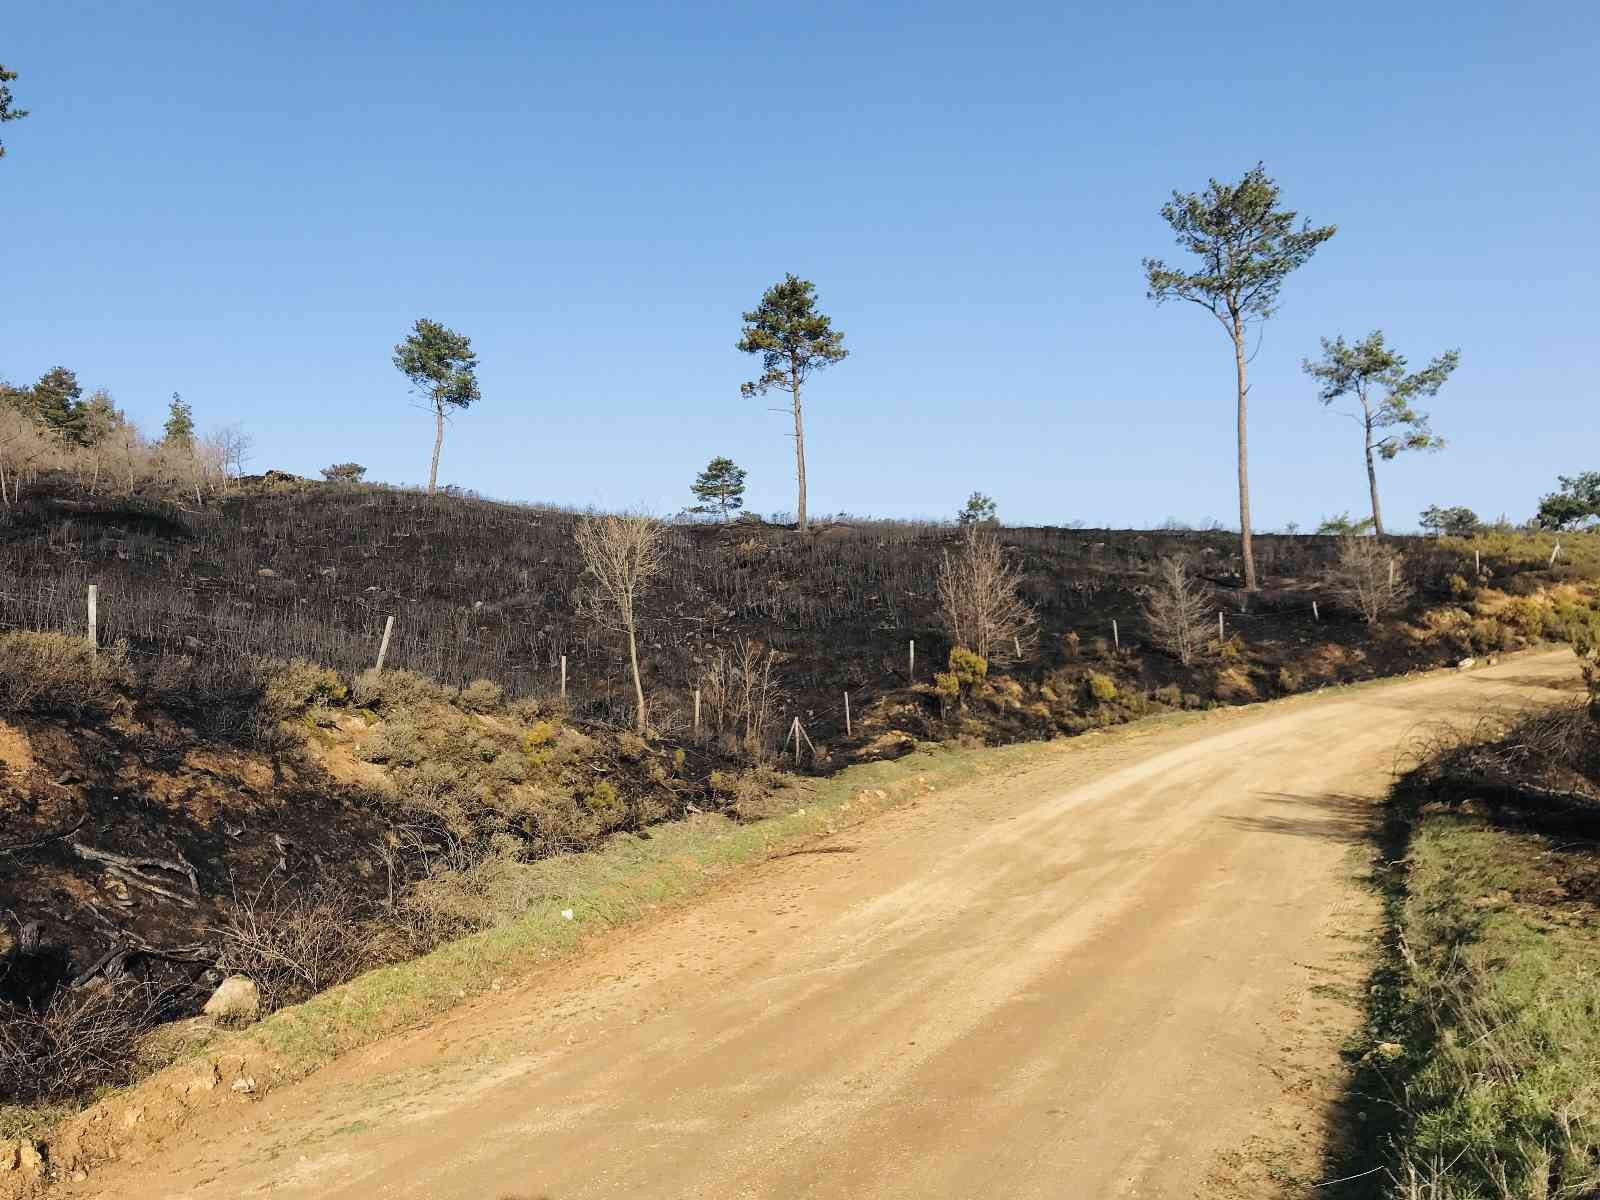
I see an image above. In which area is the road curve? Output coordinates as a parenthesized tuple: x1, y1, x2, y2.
(80, 652, 1578, 1200)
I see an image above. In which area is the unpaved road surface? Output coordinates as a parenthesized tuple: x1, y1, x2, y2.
(78, 653, 1578, 1199)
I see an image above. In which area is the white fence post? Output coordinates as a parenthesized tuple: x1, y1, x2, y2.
(908, 639, 915, 680)
(1111, 619, 1119, 650)
(87, 584, 98, 655)
(374, 615, 395, 673)
(844, 691, 852, 737)
(560, 654, 568, 701)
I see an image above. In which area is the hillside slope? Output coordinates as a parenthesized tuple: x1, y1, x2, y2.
(3, 475, 1590, 739)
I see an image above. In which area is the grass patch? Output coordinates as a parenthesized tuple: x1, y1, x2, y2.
(1349, 792, 1600, 1198)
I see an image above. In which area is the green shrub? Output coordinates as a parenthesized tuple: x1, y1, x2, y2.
(358, 718, 425, 768)
(1468, 617, 1515, 654)
(932, 672, 960, 699)
(1275, 666, 1302, 694)
(0, 631, 133, 718)
(582, 780, 626, 832)
(456, 678, 504, 713)
(261, 659, 347, 721)
(522, 719, 561, 767)
(1085, 672, 1118, 703)
(352, 668, 447, 712)
(1501, 596, 1548, 639)
(1152, 684, 1182, 707)
(488, 751, 528, 784)
(1562, 605, 1600, 656)
(947, 646, 988, 685)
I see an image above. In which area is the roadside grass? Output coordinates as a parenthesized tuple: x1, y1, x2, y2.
(1340, 789, 1600, 1199)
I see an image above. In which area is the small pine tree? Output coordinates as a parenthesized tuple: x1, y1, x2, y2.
(957, 492, 998, 527)
(1419, 505, 1480, 537)
(321, 462, 367, 483)
(1316, 511, 1375, 536)
(27, 367, 86, 442)
(163, 392, 195, 447)
(0, 63, 26, 160)
(689, 456, 747, 518)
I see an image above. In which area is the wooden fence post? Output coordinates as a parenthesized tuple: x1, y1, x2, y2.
(693, 688, 701, 740)
(560, 655, 568, 701)
(783, 716, 814, 765)
(844, 691, 851, 737)
(374, 615, 395, 673)
(908, 639, 915, 680)
(1474, 548, 1481, 575)
(1218, 611, 1225, 640)
(86, 584, 98, 655)
(1111, 619, 1119, 650)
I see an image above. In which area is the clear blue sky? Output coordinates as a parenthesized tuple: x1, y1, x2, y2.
(5, 1, 1595, 528)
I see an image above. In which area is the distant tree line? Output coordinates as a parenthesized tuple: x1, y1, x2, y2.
(0, 369, 247, 506)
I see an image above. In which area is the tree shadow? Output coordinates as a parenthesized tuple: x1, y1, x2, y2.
(770, 844, 858, 859)
(1468, 672, 1584, 692)
(1214, 791, 1373, 845)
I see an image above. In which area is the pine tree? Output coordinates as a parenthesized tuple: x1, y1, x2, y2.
(1145, 165, 1336, 590)
(1303, 332, 1459, 536)
(689, 456, 747, 518)
(957, 492, 998, 527)
(163, 392, 195, 447)
(738, 275, 847, 530)
(392, 318, 479, 495)
(0, 63, 27, 160)
(28, 367, 86, 442)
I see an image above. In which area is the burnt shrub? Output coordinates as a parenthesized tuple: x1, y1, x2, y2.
(0, 980, 182, 1107)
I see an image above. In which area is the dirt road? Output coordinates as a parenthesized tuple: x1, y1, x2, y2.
(78, 653, 1578, 1199)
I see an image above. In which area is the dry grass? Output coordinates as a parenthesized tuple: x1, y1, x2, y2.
(0, 631, 132, 718)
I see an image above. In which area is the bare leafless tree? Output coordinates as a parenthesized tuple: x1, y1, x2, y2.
(935, 525, 1035, 664)
(574, 514, 668, 731)
(700, 638, 784, 761)
(1141, 555, 1216, 666)
(213, 423, 254, 488)
(1325, 537, 1411, 623)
